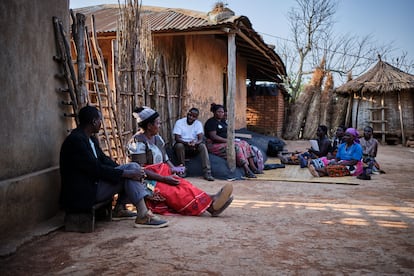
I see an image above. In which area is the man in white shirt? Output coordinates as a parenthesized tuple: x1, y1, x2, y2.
(173, 108, 214, 181)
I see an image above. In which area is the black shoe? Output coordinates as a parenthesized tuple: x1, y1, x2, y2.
(204, 172, 215, 181)
(112, 208, 137, 221)
(245, 170, 257, 178)
(357, 174, 371, 180)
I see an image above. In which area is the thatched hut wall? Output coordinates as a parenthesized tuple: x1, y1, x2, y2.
(351, 91, 414, 139)
(88, 34, 186, 147)
(151, 35, 186, 143)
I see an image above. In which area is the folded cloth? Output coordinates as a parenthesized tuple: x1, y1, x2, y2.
(264, 163, 285, 170)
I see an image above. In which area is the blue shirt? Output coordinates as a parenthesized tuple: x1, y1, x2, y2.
(336, 143, 363, 161)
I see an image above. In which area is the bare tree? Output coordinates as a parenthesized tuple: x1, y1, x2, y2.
(278, 0, 407, 140)
(317, 31, 395, 82)
(282, 0, 337, 100)
(278, 0, 397, 101)
(390, 51, 414, 73)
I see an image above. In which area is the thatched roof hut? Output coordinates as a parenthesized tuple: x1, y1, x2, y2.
(335, 57, 414, 145)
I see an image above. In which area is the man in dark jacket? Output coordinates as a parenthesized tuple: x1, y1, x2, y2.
(60, 105, 168, 228)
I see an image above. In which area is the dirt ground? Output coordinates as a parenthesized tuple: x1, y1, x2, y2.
(1, 141, 414, 275)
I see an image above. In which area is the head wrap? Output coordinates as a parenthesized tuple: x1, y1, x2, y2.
(345, 128, 360, 143)
(133, 106, 159, 126)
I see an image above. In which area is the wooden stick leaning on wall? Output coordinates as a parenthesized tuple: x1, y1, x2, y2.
(52, 16, 79, 126)
(84, 25, 113, 159)
(70, 11, 88, 107)
(58, 18, 81, 112)
(91, 15, 126, 162)
(163, 56, 174, 144)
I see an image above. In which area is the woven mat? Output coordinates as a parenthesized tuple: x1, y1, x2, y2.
(252, 158, 360, 185)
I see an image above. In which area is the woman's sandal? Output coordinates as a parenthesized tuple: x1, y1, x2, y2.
(208, 196, 234, 217)
(245, 170, 257, 178)
(211, 183, 233, 211)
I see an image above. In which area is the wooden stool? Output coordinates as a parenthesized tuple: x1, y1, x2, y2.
(64, 199, 113, 233)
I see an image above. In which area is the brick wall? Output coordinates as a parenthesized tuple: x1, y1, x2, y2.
(246, 94, 285, 137)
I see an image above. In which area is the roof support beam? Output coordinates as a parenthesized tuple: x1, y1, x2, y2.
(226, 31, 236, 172)
(236, 29, 277, 70)
(152, 30, 225, 37)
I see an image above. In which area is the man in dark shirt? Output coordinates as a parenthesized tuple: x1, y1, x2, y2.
(60, 105, 168, 228)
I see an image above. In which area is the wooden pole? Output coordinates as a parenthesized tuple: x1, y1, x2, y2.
(381, 94, 386, 144)
(112, 39, 121, 118)
(355, 96, 361, 129)
(226, 32, 236, 172)
(397, 91, 406, 145)
(179, 56, 184, 117)
(163, 56, 174, 143)
(345, 93, 353, 128)
(71, 12, 88, 106)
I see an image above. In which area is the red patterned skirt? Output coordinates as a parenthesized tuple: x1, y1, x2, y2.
(206, 140, 253, 167)
(144, 163, 212, 216)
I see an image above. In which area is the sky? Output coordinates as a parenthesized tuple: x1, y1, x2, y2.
(69, 0, 414, 74)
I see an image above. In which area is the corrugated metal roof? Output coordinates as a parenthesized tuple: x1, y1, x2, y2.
(73, 5, 119, 33)
(74, 5, 239, 33)
(147, 10, 208, 31)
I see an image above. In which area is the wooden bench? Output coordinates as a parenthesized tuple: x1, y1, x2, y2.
(64, 199, 113, 233)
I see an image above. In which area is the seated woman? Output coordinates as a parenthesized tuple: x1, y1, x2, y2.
(128, 106, 233, 217)
(360, 126, 381, 174)
(308, 128, 363, 177)
(204, 103, 260, 178)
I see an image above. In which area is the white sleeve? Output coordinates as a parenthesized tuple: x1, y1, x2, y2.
(195, 120, 204, 134)
(172, 121, 181, 135)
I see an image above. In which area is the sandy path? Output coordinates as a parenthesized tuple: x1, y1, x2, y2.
(1, 141, 413, 275)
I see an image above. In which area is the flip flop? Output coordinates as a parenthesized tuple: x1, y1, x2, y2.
(208, 196, 233, 217)
(253, 169, 264, 174)
(245, 170, 257, 178)
(211, 183, 233, 211)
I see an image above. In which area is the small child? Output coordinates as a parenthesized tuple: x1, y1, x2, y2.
(359, 126, 381, 176)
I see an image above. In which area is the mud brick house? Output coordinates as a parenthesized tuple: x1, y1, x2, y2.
(73, 4, 287, 139)
(1, 0, 69, 252)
